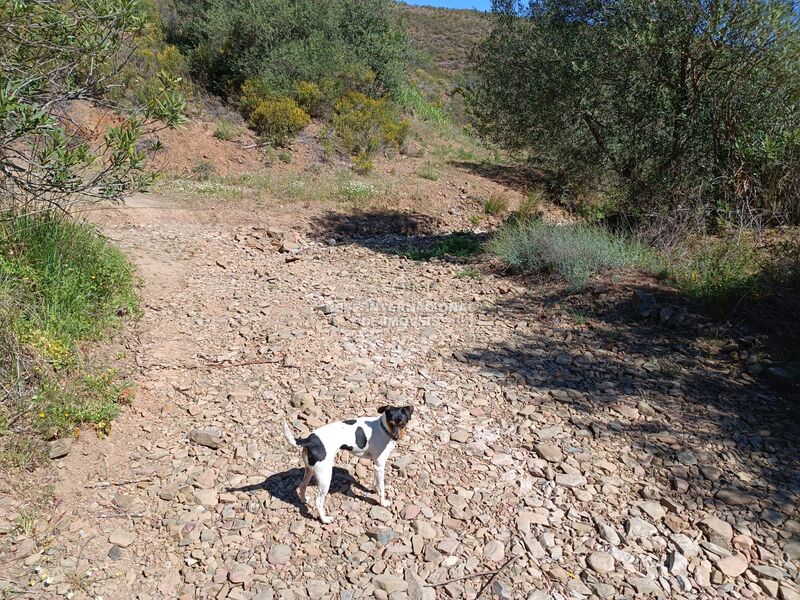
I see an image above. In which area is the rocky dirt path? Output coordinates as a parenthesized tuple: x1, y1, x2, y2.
(4, 194, 800, 600)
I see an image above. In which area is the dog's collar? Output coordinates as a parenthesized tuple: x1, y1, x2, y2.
(380, 416, 399, 441)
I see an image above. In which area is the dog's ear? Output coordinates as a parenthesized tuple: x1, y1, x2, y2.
(404, 406, 414, 417)
(377, 405, 389, 414)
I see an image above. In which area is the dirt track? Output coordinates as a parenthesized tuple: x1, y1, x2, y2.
(2, 192, 799, 600)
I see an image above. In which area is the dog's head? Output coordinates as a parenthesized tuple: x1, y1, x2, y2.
(377, 405, 414, 440)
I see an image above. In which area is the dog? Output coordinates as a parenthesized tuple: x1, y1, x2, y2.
(283, 405, 413, 524)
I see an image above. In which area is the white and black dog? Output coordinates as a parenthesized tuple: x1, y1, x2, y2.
(283, 405, 413, 523)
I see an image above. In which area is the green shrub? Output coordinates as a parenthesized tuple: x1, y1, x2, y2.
(666, 239, 761, 303)
(166, 0, 407, 100)
(417, 162, 439, 181)
(512, 190, 544, 224)
(192, 161, 215, 180)
(34, 370, 133, 440)
(250, 97, 311, 145)
(213, 118, 239, 141)
(468, 0, 800, 224)
(483, 193, 508, 216)
(353, 152, 375, 175)
(332, 91, 409, 156)
(488, 221, 648, 289)
(295, 80, 325, 117)
(400, 233, 482, 260)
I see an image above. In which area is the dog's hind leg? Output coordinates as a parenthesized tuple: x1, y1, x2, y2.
(314, 462, 333, 524)
(297, 449, 313, 504)
(298, 466, 313, 505)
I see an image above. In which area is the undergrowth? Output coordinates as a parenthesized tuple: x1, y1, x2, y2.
(488, 221, 651, 289)
(0, 212, 138, 467)
(399, 232, 482, 261)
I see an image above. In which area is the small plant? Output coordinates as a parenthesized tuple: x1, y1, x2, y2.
(353, 151, 375, 175)
(488, 221, 649, 289)
(337, 177, 378, 202)
(250, 97, 310, 146)
(278, 150, 293, 164)
(417, 162, 439, 181)
(399, 233, 482, 260)
(484, 193, 509, 216)
(513, 190, 544, 223)
(213, 118, 239, 141)
(457, 267, 482, 279)
(191, 160, 215, 181)
(469, 214, 482, 226)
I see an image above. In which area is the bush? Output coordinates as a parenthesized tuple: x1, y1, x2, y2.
(250, 97, 311, 145)
(332, 92, 409, 157)
(483, 193, 508, 216)
(294, 81, 325, 117)
(488, 221, 648, 288)
(666, 238, 762, 304)
(468, 0, 800, 224)
(1, 213, 138, 461)
(166, 0, 407, 100)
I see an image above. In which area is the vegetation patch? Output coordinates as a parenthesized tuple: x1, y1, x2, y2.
(1, 213, 139, 466)
(488, 221, 650, 289)
(399, 233, 482, 261)
(483, 193, 509, 216)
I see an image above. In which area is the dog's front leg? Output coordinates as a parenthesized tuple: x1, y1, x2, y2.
(374, 460, 390, 507)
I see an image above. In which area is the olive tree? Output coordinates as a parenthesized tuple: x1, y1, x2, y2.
(0, 0, 186, 215)
(467, 0, 800, 226)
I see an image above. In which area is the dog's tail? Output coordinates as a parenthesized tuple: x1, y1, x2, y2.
(283, 421, 299, 447)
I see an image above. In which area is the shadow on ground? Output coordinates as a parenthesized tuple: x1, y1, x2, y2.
(308, 209, 487, 261)
(448, 160, 547, 194)
(460, 280, 800, 527)
(228, 466, 375, 521)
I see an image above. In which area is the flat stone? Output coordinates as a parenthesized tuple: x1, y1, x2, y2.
(596, 521, 621, 546)
(369, 506, 392, 522)
(372, 574, 407, 594)
(587, 551, 614, 574)
(405, 568, 434, 600)
(367, 528, 397, 546)
(193, 489, 218, 506)
(534, 444, 563, 463)
(189, 428, 221, 449)
(107, 545, 122, 560)
(751, 565, 788, 581)
(554, 473, 586, 488)
(483, 540, 505, 562)
(700, 465, 722, 481)
(268, 544, 291, 566)
(108, 530, 135, 548)
(716, 553, 748, 578)
(700, 516, 733, 548)
(637, 501, 665, 521)
(49, 438, 72, 459)
(229, 563, 254, 585)
(715, 488, 753, 506)
(450, 430, 470, 443)
(626, 517, 658, 538)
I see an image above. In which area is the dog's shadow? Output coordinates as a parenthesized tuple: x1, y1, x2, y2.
(227, 467, 375, 520)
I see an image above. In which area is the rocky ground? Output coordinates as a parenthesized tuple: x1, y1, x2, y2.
(1, 191, 799, 600)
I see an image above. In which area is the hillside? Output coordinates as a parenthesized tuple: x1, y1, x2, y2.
(398, 4, 492, 77)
